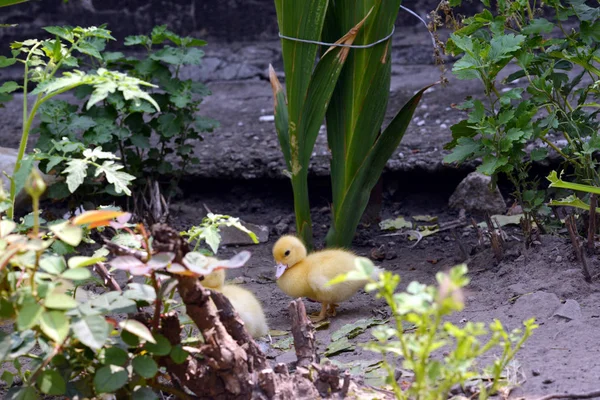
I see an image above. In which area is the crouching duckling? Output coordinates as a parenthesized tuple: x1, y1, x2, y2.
(202, 268, 269, 339)
(272, 235, 382, 322)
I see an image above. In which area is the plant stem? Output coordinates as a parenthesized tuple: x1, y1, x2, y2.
(291, 170, 313, 250)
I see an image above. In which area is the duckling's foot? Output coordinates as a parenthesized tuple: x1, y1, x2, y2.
(309, 303, 329, 322)
(327, 303, 339, 317)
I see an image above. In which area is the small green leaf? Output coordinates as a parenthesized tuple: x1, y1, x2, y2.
(132, 386, 159, 400)
(63, 159, 88, 193)
(94, 365, 128, 393)
(143, 334, 171, 356)
(100, 346, 128, 366)
(17, 302, 43, 330)
(72, 315, 110, 350)
(61, 267, 92, 281)
(119, 319, 156, 343)
(443, 138, 481, 164)
(40, 311, 70, 343)
(39, 255, 67, 274)
(0, 332, 11, 362)
(0, 81, 19, 94)
(124, 283, 156, 303)
(331, 318, 386, 341)
(95, 160, 135, 196)
(45, 293, 78, 310)
(132, 354, 158, 378)
(49, 221, 83, 246)
(170, 344, 189, 364)
(36, 370, 66, 395)
(68, 256, 104, 269)
(6, 386, 38, 400)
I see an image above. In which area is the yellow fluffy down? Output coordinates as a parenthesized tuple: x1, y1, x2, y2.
(220, 285, 269, 338)
(202, 268, 269, 339)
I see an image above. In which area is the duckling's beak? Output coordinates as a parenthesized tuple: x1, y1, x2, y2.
(275, 263, 287, 279)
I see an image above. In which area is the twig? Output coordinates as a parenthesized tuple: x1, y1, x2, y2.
(148, 379, 197, 400)
(93, 261, 121, 292)
(533, 389, 600, 400)
(588, 194, 597, 255)
(289, 299, 318, 367)
(103, 237, 149, 260)
(565, 214, 592, 282)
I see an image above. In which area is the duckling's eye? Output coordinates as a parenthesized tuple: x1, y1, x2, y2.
(284, 250, 291, 257)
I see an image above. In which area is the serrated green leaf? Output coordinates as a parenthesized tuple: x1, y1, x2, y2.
(443, 138, 481, 164)
(0, 81, 19, 94)
(63, 159, 88, 193)
(95, 160, 135, 196)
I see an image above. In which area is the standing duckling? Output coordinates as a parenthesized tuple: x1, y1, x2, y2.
(202, 267, 269, 339)
(272, 235, 381, 322)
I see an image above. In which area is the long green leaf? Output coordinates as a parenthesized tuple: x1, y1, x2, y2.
(269, 65, 291, 171)
(326, 84, 435, 247)
(547, 170, 600, 195)
(0, 0, 28, 7)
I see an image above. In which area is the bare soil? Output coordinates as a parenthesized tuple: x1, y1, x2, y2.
(164, 179, 600, 399)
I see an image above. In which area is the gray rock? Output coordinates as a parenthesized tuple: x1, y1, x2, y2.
(553, 299, 582, 321)
(448, 172, 507, 214)
(220, 221, 269, 246)
(275, 350, 296, 364)
(511, 291, 561, 320)
(507, 283, 529, 296)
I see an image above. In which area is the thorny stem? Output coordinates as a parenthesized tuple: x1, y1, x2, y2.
(28, 340, 64, 385)
(151, 271, 161, 333)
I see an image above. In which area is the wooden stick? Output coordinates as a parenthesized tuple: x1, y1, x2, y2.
(588, 194, 597, 255)
(93, 261, 121, 292)
(289, 299, 318, 367)
(565, 214, 592, 282)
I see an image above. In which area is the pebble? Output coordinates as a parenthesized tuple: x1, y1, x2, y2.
(555, 255, 563, 263)
(259, 115, 275, 122)
(532, 369, 541, 376)
(417, 120, 425, 126)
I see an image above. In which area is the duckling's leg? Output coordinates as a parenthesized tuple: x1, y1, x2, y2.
(328, 303, 339, 317)
(309, 302, 328, 322)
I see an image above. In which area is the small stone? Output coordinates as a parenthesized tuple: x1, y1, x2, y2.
(553, 299, 582, 321)
(220, 221, 269, 246)
(274, 221, 289, 236)
(370, 246, 386, 261)
(532, 369, 541, 376)
(385, 250, 397, 260)
(443, 235, 451, 241)
(542, 378, 554, 385)
(511, 291, 561, 320)
(259, 115, 275, 122)
(532, 240, 542, 246)
(555, 255, 563, 263)
(449, 172, 507, 214)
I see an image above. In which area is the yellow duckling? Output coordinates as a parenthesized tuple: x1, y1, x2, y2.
(272, 235, 381, 322)
(202, 266, 269, 339)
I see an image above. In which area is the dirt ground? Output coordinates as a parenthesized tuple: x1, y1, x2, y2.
(1, 27, 599, 399)
(163, 179, 600, 399)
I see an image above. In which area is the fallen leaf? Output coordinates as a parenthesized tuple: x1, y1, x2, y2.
(324, 337, 355, 357)
(269, 330, 288, 337)
(477, 214, 524, 229)
(272, 336, 293, 350)
(379, 216, 412, 231)
(313, 320, 330, 330)
(412, 215, 438, 222)
(331, 318, 387, 342)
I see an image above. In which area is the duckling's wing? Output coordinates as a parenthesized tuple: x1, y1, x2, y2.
(306, 251, 363, 303)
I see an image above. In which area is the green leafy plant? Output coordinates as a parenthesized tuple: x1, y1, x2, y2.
(1, 25, 158, 218)
(270, 1, 432, 249)
(439, 0, 600, 239)
(0, 171, 253, 398)
(34, 25, 217, 208)
(182, 213, 258, 254)
(331, 259, 537, 399)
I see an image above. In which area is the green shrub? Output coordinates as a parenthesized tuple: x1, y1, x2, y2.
(33, 25, 217, 207)
(331, 259, 537, 399)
